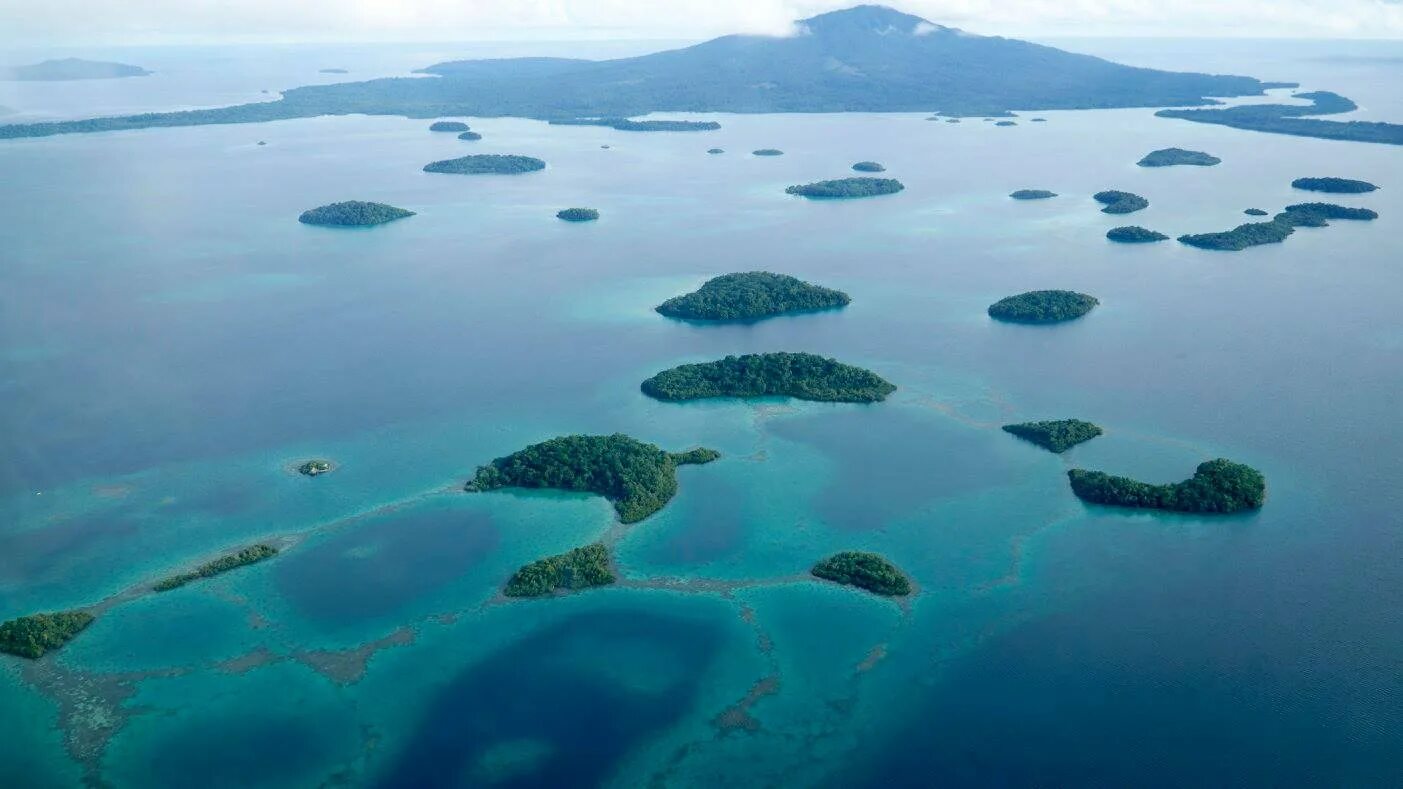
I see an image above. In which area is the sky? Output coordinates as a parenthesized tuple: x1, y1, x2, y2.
(1, 0, 1401, 46)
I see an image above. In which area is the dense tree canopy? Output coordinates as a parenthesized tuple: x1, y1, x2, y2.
(786, 177, 905, 198)
(1068, 458, 1266, 513)
(154, 544, 279, 592)
(504, 543, 615, 597)
(656, 271, 850, 321)
(1002, 420, 1104, 453)
(297, 201, 415, 227)
(422, 155, 546, 174)
(1291, 177, 1379, 194)
(642, 352, 896, 403)
(1137, 148, 1221, 167)
(298, 459, 332, 476)
(1094, 190, 1149, 214)
(988, 290, 1099, 324)
(557, 208, 600, 222)
(0, 611, 95, 659)
(1010, 189, 1057, 200)
(1107, 226, 1169, 243)
(811, 552, 912, 596)
(852, 161, 886, 172)
(429, 121, 470, 132)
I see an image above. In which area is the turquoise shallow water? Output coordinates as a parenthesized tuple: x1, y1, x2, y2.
(2, 39, 1402, 787)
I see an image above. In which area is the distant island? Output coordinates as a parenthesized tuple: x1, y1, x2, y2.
(1291, 177, 1378, 194)
(1068, 458, 1266, 513)
(429, 121, 470, 132)
(786, 177, 905, 198)
(423, 154, 545, 174)
(1010, 189, 1057, 200)
(1158, 91, 1403, 146)
(3, 58, 150, 81)
(641, 352, 897, 403)
(1245, 208, 1269, 216)
(0, 610, 94, 659)
(298, 201, 415, 227)
(297, 459, 333, 476)
(1179, 203, 1377, 251)
(464, 433, 718, 523)
(1094, 190, 1149, 214)
(995, 120, 1017, 127)
(1137, 148, 1221, 167)
(319, 68, 349, 75)
(154, 544, 279, 592)
(811, 551, 911, 596)
(0, 6, 1289, 140)
(458, 131, 482, 141)
(753, 149, 785, 157)
(557, 207, 600, 222)
(1107, 226, 1169, 243)
(852, 161, 886, 172)
(504, 543, 614, 598)
(988, 290, 1098, 324)
(1002, 419, 1103, 453)
(707, 148, 725, 154)
(1284, 202, 1378, 222)
(548, 118, 720, 132)
(656, 271, 850, 321)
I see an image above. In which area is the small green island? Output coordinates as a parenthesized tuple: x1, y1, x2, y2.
(1291, 177, 1378, 194)
(458, 131, 482, 141)
(641, 352, 896, 404)
(1245, 208, 1269, 216)
(785, 177, 905, 199)
(811, 552, 911, 597)
(504, 543, 614, 598)
(154, 544, 279, 592)
(753, 149, 784, 156)
(298, 459, 333, 476)
(1068, 458, 1266, 514)
(429, 120, 470, 132)
(1284, 202, 1379, 222)
(1107, 226, 1169, 243)
(464, 434, 718, 524)
(1094, 190, 1150, 214)
(656, 271, 850, 322)
(852, 161, 886, 172)
(1002, 419, 1103, 453)
(1137, 148, 1221, 167)
(995, 120, 1018, 127)
(707, 148, 724, 154)
(0, 611, 95, 659)
(1010, 190, 1057, 200)
(423, 154, 546, 175)
(988, 290, 1099, 324)
(557, 208, 600, 222)
(298, 201, 414, 227)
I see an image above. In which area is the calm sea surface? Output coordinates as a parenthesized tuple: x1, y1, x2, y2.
(1, 38, 1401, 788)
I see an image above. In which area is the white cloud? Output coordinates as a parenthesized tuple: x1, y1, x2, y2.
(1, 0, 1401, 45)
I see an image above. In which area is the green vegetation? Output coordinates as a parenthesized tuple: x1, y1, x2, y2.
(641, 352, 896, 403)
(1291, 177, 1379, 194)
(504, 543, 614, 598)
(785, 177, 905, 198)
(988, 290, 1098, 324)
(429, 121, 470, 132)
(1245, 208, 1268, 216)
(1068, 458, 1266, 513)
(298, 459, 333, 476)
(753, 149, 784, 156)
(458, 131, 482, 141)
(1158, 92, 1403, 146)
(1010, 189, 1057, 200)
(1002, 420, 1103, 453)
(656, 271, 850, 321)
(423, 154, 546, 174)
(154, 544, 280, 592)
(1137, 148, 1221, 167)
(1094, 190, 1149, 214)
(852, 161, 886, 172)
(671, 447, 722, 465)
(464, 434, 715, 523)
(0, 611, 95, 659)
(811, 552, 911, 597)
(4, 58, 150, 81)
(1107, 226, 1169, 243)
(557, 208, 600, 222)
(707, 148, 724, 154)
(1179, 203, 1376, 251)
(1283, 202, 1378, 222)
(297, 201, 414, 227)
(995, 120, 1017, 126)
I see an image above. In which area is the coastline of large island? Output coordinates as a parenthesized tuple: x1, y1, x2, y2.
(641, 352, 897, 403)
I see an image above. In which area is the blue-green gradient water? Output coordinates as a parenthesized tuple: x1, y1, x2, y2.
(1, 39, 1401, 788)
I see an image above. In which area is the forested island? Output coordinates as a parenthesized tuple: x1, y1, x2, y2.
(1107, 226, 1169, 243)
(988, 290, 1099, 324)
(1002, 419, 1103, 453)
(1011, 190, 1057, 200)
(995, 120, 1017, 126)
(464, 434, 718, 523)
(1094, 190, 1149, 214)
(557, 208, 600, 222)
(786, 177, 905, 198)
(1245, 208, 1269, 216)
(458, 131, 482, 141)
(1068, 458, 1266, 513)
(429, 121, 470, 132)
(548, 118, 720, 132)
(753, 149, 785, 156)
(655, 271, 850, 321)
(1158, 91, 1403, 146)
(707, 148, 725, 154)
(1137, 148, 1221, 167)
(298, 201, 415, 227)
(3, 58, 150, 81)
(504, 543, 615, 597)
(0, 611, 94, 659)
(1284, 202, 1379, 222)
(811, 552, 911, 596)
(423, 154, 546, 174)
(852, 161, 886, 172)
(298, 459, 333, 476)
(1291, 177, 1379, 194)
(641, 352, 897, 403)
(154, 544, 279, 592)
(1179, 203, 1377, 250)
(319, 68, 349, 74)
